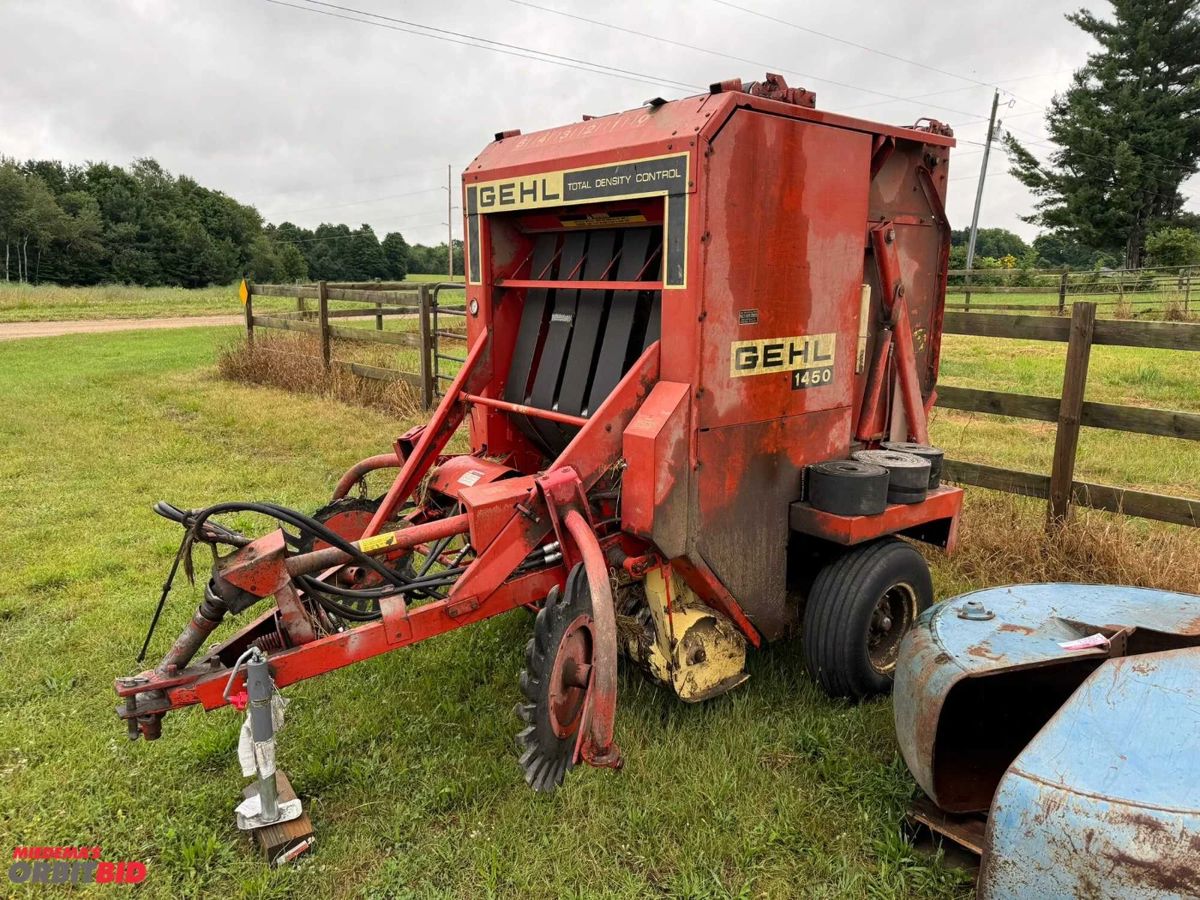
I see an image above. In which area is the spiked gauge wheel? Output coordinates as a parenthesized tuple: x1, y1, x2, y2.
(515, 563, 595, 792)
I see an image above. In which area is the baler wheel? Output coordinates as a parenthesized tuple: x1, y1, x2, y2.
(802, 537, 932, 699)
(515, 563, 595, 792)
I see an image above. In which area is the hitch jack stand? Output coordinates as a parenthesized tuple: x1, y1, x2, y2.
(231, 649, 314, 865)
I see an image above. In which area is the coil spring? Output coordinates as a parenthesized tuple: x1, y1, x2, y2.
(251, 631, 285, 653)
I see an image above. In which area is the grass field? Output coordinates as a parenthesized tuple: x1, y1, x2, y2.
(933, 334, 1200, 499)
(1, 324, 1196, 899)
(0, 276, 464, 323)
(945, 288, 1196, 317)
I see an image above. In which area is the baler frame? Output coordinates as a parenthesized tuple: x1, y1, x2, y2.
(117, 72, 963, 810)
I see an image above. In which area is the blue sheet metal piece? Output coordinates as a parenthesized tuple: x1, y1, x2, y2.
(981, 648, 1200, 898)
(895, 583, 1200, 813)
(893, 583, 1200, 899)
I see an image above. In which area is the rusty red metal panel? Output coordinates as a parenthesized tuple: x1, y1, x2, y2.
(789, 484, 962, 549)
(697, 110, 871, 431)
(460, 476, 537, 554)
(620, 380, 690, 557)
(694, 408, 850, 641)
(428, 455, 516, 500)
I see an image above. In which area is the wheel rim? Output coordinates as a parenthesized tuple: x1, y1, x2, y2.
(547, 614, 593, 738)
(867, 582, 917, 675)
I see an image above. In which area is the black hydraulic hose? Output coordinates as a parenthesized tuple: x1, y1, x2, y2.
(418, 534, 455, 577)
(189, 501, 406, 587)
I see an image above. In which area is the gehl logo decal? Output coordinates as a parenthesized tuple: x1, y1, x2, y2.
(730, 334, 837, 390)
(477, 174, 564, 211)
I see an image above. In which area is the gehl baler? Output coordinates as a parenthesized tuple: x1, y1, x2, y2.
(116, 73, 960, 834)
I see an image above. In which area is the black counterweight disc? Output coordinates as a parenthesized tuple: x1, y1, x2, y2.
(807, 460, 890, 516)
(514, 563, 595, 793)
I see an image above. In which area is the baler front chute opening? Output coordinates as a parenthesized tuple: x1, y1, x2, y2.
(497, 223, 663, 456)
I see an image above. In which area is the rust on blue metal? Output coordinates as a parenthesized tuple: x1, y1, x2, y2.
(981, 647, 1200, 898)
(894, 583, 1200, 898)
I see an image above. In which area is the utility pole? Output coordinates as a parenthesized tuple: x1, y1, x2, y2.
(964, 89, 1000, 309)
(446, 164, 453, 280)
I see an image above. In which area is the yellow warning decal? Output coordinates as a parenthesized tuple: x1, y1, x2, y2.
(357, 532, 397, 554)
(239, 279, 249, 305)
(561, 212, 648, 228)
(729, 333, 837, 378)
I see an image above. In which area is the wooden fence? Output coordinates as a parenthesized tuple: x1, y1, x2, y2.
(946, 265, 1196, 316)
(239, 285, 1198, 527)
(937, 302, 1200, 527)
(241, 280, 465, 408)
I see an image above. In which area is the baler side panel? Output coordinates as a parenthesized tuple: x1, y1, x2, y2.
(697, 111, 871, 428)
(688, 110, 870, 641)
(695, 409, 851, 640)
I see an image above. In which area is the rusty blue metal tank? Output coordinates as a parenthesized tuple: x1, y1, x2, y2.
(894, 583, 1200, 898)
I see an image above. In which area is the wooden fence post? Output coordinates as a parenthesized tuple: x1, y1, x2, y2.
(418, 284, 434, 409)
(1057, 270, 1068, 315)
(1048, 301, 1097, 525)
(1185, 272, 1192, 316)
(317, 280, 331, 372)
(244, 281, 254, 346)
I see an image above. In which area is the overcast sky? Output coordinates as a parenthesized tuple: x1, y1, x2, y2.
(3, 0, 1195, 247)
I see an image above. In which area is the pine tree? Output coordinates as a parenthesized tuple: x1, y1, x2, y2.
(1004, 1, 1200, 267)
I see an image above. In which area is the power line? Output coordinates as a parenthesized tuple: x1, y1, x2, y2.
(709, 0, 994, 88)
(707, 0, 1187, 165)
(840, 69, 1073, 112)
(504, 0, 985, 120)
(264, 0, 702, 92)
(1000, 119, 1199, 198)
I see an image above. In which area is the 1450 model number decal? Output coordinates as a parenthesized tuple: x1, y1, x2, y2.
(729, 333, 836, 390)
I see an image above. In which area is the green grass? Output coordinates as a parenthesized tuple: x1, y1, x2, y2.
(0, 327, 971, 899)
(2, 321, 1195, 898)
(0, 279, 465, 324)
(932, 334, 1200, 499)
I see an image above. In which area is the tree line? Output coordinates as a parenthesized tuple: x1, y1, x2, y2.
(0, 157, 462, 287)
(949, 224, 1200, 271)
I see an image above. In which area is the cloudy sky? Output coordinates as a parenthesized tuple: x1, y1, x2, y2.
(3, 0, 1195, 246)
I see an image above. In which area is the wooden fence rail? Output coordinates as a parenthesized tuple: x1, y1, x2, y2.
(242, 280, 442, 407)
(239, 284, 1198, 527)
(937, 302, 1200, 527)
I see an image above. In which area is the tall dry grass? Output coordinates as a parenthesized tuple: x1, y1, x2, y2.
(218, 333, 422, 418)
(930, 490, 1200, 597)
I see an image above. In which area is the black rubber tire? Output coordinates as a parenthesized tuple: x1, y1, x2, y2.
(807, 460, 890, 516)
(802, 537, 932, 699)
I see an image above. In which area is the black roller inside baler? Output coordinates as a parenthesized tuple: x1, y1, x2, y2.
(502, 227, 663, 455)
